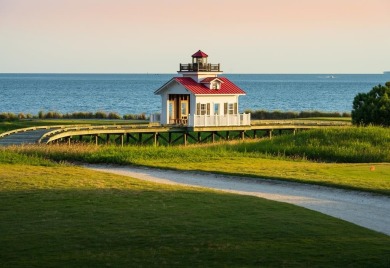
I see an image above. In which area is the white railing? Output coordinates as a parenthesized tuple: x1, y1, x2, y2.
(150, 113, 161, 123)
(188, 113, 251, 127)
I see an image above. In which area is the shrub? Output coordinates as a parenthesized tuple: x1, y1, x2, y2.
(352, 82, 390, 126)
(0, 113, 18, 121)
(123, 113, 148, 120)
(95, 111, 108, 119)
(108, 112, 121, 119)
(245, 110, 349, 120)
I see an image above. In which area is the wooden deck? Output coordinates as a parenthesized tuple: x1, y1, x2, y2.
(0, 120, 351, 147)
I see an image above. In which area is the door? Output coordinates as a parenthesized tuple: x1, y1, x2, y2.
(169, 100, 175, 124)
(180, 100, 188, 124)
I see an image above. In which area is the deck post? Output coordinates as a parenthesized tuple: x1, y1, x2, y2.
(267, 130, 273, 139)
(240, 131, 245, 140)
(293, 129, 296, 135)
(226, 131, 230, 140)
(67, 136, 71, 145)
(154, 132, 158, 146)
(120, 134, 124, 147)
(106, 134, 110, 144)
(183, 132, 187, 146)
(254, 130, 257, 139)
(197, 132, 202, 142)
(94, 135, 98, 145)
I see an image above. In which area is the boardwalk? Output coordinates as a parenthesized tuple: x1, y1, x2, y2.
(0, 120, 351, 146)
(0, 125, 88, 146)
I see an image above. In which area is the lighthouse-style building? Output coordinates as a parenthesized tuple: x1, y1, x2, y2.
(152, 50, 250, 127)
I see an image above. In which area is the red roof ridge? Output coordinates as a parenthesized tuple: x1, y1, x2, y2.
(171, 77, 245, 95)
(192, 50, 208, 58)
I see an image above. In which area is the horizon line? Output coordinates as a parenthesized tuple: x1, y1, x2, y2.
(0, 72, 388, 75)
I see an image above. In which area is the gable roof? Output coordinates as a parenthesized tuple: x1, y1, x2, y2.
(192, 50, 208, 58)
(200, 77, 224, 83)
(155, 77, 245, 95)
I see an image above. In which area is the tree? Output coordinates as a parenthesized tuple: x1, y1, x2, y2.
(352, 82, 390, 126)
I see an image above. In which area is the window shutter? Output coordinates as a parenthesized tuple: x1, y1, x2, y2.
(224, 103, 228, 115)
(234, 103, 238, 114)
(207, 103, 210, 115)
(197, 103, 200, 115)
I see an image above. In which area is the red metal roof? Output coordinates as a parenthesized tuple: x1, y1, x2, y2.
(174, 77, 245, 95)
(200, 77, 223, 83)
(192, 50, 208, 58)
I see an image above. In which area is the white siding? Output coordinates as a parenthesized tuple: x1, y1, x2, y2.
(193, 95, 239, 116)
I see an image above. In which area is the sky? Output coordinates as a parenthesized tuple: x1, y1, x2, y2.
(1, 0, 389, 74)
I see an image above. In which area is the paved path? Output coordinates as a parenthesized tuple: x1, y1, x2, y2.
(0, 129, 51, 146)
(86, 164, 390, 236)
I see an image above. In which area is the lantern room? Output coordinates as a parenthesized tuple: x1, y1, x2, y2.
(192, 50, 208, 65)
(179, 50, 221, 73)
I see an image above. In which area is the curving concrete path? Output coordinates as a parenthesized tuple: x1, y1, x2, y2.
(85, 164, 390, 236)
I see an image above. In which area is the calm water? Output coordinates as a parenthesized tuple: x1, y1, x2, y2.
(1, 73, 389, 115)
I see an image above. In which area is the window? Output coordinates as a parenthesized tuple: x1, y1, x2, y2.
(201, 104, 207, 115)
(181, 101, 188, 115)
(197, 103, 210, 115)
(169, 101, 174, 119)
(224, 102, 237, 115)
(228, 103, 234, 114)
(214, 103, 220, 115)
(211, 81, 220, 90)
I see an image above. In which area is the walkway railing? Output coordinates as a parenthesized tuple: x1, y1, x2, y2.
(179, 63, 220, 72)
(0, 125, 90, 138)
(189, 113, 251, 127)
(150, 113, 161, 123)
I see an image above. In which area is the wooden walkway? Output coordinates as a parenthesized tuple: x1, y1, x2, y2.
(0, 120, 351, 147)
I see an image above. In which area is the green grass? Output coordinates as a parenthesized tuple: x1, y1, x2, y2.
(2, 122, 390, 193)
(3, 141, 390, 195)
(1, 164, 389, 267)
(231, 126, 390, 163)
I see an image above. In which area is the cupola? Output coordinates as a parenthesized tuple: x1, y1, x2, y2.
(178, 50, 223, 82)
(192, 50, 208, 66)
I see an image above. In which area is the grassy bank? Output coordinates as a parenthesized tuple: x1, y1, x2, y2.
(1, 163, 389, 267)
(1, 122, 390, 194)
(3, 142, 390, 195)
(230, 126, 390, 163)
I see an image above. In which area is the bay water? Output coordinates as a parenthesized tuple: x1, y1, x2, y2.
(1, 73, 389, 116)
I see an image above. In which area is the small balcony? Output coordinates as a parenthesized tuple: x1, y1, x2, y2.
(179, 63, 221, 72)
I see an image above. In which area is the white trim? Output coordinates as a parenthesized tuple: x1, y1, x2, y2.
(188, 113, 251, 127)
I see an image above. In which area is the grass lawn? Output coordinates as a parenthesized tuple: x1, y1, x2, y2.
(5, 142, 390, 195)
(136, 156, 390, 195)
(1, 164, 389, 267)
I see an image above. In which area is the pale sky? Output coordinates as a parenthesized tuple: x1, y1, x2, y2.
(1, 0, 389, 73)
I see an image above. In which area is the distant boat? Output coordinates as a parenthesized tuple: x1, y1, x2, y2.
(325, 75, 336, 79)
